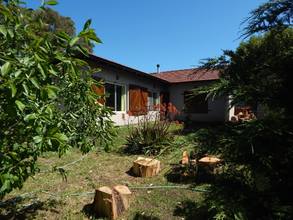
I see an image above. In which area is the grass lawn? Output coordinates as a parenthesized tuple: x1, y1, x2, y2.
(1, 124, 204, 220)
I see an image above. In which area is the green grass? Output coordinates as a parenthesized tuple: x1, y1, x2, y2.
(1, 123, 203, 220)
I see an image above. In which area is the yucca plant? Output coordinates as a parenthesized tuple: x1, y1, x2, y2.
(125, 105, 178, 155)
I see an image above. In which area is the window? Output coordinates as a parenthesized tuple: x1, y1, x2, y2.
(148, 92, 159, 110)
(105, 83, 125, 111)
(184, 91, 208, 113)
(129, 85, 148, 115)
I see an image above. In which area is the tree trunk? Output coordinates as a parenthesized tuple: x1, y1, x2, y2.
(132, 157, 160, 177)
(93, 185, 132, 219)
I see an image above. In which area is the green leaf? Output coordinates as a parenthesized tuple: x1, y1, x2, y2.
(33, 136, 43, 144)
(10, 82, 17, 97)
(69, 36, 80, 47)
(46, 85, 59, 99)
(7, 29, 14, 38)
(24, 113, 37, 121)
(22, 82, 29, 95)
(83, 19, 92, 31)
(15, 100, 25, 111)
(30, 77, 40, 89)
(53, 133, 69, 143)
(0, 180, 11, 193)
(45, 0, 58, 6)
(37, 63, 46, 79)
(1, 62, 11, 76)
(0, 25, 7, 37)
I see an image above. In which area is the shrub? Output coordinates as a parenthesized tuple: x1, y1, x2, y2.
(125, 103, 179, 155)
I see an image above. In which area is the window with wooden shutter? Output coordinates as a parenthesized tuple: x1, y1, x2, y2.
(104, 83, 126, 111)
(129, 85, 148, 115)
(92, 84, 105, 104)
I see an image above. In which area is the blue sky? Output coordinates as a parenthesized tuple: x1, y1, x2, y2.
(25, 0, 265, 72)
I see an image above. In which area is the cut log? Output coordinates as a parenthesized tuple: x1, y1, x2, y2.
(198, 156, 222, 175)
(113, 185, 132, 214)
(181, 151, 189, 165)
(93, 185, 132, 220)
(132, 157, 160, 177)
(94, 186, 114, 219)
(198, 156, 221, 165)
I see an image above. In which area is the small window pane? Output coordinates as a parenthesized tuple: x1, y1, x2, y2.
(148, 92, 153, 110)
(153, 92, 158, 105)
(105, 83, 115, 109)
(116, 85, 122, 111)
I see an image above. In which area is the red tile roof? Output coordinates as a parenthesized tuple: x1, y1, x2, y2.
(153, 68, 220, 83)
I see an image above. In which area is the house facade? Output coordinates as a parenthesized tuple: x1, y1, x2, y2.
(87, 55, 230, 126)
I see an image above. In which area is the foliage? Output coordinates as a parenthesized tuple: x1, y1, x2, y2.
(0, 0, 114, 198)
(242, 0, 293, 37)
(190, 0, 293, 219)
(193, 116, 293, 219)
(30, 7, 95, 52)
(125, 112, 173, 155)
(197, 28, 293, 113)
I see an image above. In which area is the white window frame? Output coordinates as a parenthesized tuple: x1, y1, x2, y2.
(105, 82, 126, 112)
(148, 91, 159, 111)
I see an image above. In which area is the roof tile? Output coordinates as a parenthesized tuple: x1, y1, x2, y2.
(153, 68, 220, 83)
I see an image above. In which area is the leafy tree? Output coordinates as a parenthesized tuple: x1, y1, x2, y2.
(0, 0, 113, 198)
(191, 0, 293, 219)
(31, 6, 94, 52)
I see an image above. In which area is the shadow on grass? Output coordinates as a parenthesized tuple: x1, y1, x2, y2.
(181, 121, 224, 135)
(165, 164, 197, 184)
(132, 212, 160, 220)
(173, 200, 209, 220)
(165, 163, 218, 185)
(0, 196, 60, 220)
(82, 203, 97, 219)
(125, 167, 139, 178)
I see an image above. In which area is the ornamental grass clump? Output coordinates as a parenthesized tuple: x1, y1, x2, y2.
(125, 103, 179, 155)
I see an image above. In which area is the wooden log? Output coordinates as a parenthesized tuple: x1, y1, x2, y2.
(94, 186, 114, 219)
(198, 156, 221, 165)
(198, 156, 222, 175)
(113, 185, 132, 214)
(93, 185, 132, 220)
(181, 151, 189, 165)
(132, 157, 160, 177)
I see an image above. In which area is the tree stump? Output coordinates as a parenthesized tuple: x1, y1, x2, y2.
(198, 156, 222, 175)
(181, 151, 189, 165)
(132, 157, 160, 177)
(93, 185, 132, 219)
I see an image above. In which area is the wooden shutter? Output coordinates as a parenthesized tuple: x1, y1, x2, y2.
(129, 85, 148, 115)
(140, 88, 148, 114)
(92, 84, 105, 104)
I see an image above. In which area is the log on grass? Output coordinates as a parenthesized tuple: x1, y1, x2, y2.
(132, 157, 160, 177)
(93, 185, 132, 219)
(181, 151, 189, 165)
(94, 186, 114, 219)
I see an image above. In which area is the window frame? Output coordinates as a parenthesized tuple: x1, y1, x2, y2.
(105, 82, 126, 112)
(147, 91, 159, 111)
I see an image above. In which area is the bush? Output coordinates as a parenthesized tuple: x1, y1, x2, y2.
(125, 113, 172, 155)
(124, 104, 179, 155)
(192, 115, 293, 219)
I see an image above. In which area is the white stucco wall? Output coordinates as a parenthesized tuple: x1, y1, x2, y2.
(92, 65, 167, 126)
(90, 60, 231, 124)
(169, 81, 229, 122)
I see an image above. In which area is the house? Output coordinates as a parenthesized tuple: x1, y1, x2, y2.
(86, 54, 231, 125)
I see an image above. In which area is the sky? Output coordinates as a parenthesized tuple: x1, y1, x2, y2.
(25, 0, 266, 73)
